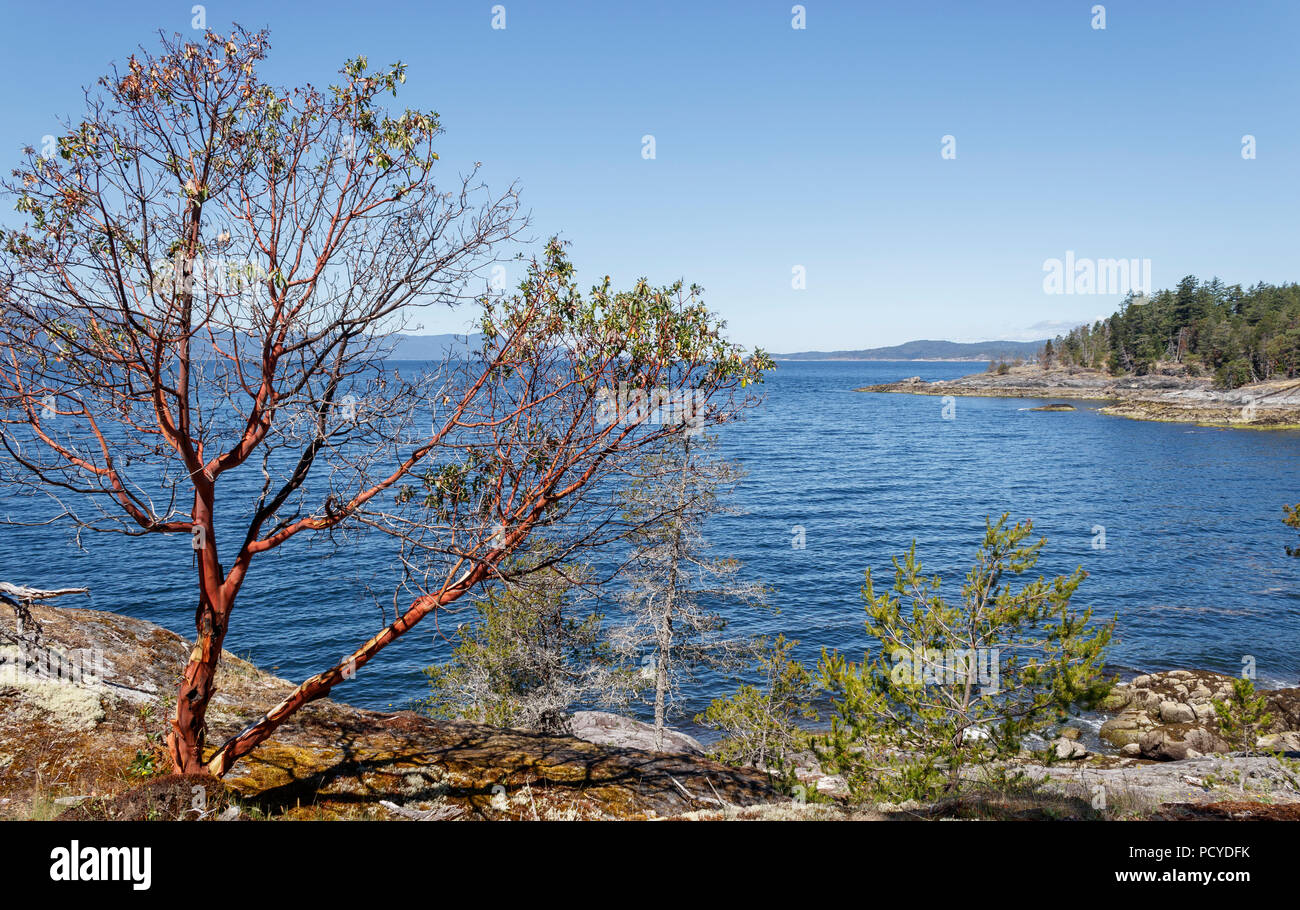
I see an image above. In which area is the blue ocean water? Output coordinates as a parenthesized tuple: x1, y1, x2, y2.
(4, 360, 1299, 735)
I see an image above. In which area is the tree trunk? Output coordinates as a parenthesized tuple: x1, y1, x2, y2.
(650, 435, 690, 753)
(653, 626, 670, 752)
(167, 195, 222, 775)
(168, 497, 229, 775)
(204, 567, 484, 777)
(168, 589, 228, 774)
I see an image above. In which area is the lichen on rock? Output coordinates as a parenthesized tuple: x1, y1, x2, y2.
(0, 601, 781, 821)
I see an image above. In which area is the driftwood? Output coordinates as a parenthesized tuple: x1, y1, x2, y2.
(668, 775, 725, 808)
(0, 582, 90, 644)
(0, 583, 90, 607)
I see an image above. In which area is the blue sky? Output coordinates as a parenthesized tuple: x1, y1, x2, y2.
(1, 0, 1296, 351)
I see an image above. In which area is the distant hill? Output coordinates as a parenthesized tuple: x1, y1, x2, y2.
(173, 331, 484, 362)
(385, 333, 484, 360)
(777, 339, 1047, 362)
(382, 334, 1047, 363)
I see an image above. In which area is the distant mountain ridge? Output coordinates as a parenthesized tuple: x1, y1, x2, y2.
(385, 333, 484, 360)
(383, 334, 1047, 363)
(777, 339, 1047, 361)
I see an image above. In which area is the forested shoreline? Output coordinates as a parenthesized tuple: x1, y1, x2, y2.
(1043, 277, 1300, 388)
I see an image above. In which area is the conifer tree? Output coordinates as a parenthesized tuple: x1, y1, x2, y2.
(696, 634, 817, 787)
(614, 433, 765, 751)
(1212, 677, 1273, 753)
(420, 556, 638, 733)
(817, 515, 1114, 801)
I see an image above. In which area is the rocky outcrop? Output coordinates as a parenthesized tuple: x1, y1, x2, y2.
(1098, 670, 1300, 761)
(857, 364, 1300, 429)
(0, 602, 780, 820)
(1030, 754, 1300, 811)
(568, 710, 704, 755)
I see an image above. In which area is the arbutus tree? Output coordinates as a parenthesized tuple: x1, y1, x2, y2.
(0, 27, 772, 776)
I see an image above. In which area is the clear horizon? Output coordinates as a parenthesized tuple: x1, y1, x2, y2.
(1, 0, 1295, 351)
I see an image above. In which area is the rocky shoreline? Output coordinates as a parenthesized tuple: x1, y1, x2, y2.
(1099, 670, 1300, 756)
(3, 602, 1298, 820)
(0, 603, 779, 820)
(857, 364, 1300, 429)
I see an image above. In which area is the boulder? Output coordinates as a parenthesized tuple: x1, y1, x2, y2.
(806, 773, 849, 798)
(1053, 737, 1088, 760)
(1259, 731, 1300, 753)
(1099, 710, 1155, 747)
(568, 710, 704, 755)
(1138, 724, 1225, 762)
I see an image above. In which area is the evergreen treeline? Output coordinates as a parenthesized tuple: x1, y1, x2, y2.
(1043, 277, 1300, 388)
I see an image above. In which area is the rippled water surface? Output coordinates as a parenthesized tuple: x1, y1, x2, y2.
(5, 361, 1299, 732)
